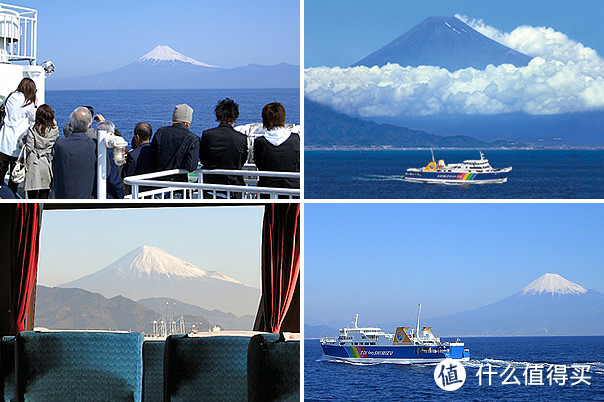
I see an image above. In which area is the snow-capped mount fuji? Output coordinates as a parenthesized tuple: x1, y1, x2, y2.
(137, 45, 220, 68)
(393, 273, 604, 336)
(352, 16, 532, 71)
(58, 246, 260, 316)
(47, 45, 299, 89)
(521, 273, 588, 296)
(89, 245, 244, 284)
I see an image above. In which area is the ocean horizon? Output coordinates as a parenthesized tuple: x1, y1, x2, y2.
(45, 88, 300, 146)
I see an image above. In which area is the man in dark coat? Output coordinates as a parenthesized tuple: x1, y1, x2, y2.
(123, 122, 153, 177)
(199, 98, 248, 188)
(122, 122, 153, 195)
(52, 107, 97, 199)
(150, 104, 200, 182)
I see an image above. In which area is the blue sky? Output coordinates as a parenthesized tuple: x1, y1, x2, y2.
(38, 206, 264, 288)
(304, 203, 604, 326)
(305, 0, 604, 67)
(15, 1, 299, 78)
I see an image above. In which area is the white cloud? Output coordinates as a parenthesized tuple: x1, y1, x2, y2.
(304, 17, 604, 116)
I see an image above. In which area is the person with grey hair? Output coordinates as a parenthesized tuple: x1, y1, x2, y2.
(96, 120, 115, 133)
(62, 106, 101, 138)
(51, 107, 97, 198)
(150, 103, 200, 182)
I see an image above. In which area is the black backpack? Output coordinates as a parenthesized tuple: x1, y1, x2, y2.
(0, 92, 15, 130)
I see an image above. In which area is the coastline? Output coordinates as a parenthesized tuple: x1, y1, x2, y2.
(305, 146, 604, 151)
(304, 334, 604, 340)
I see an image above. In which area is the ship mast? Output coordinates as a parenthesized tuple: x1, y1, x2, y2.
(415, 303, 422, 340)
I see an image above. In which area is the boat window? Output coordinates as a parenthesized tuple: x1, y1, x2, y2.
(34, 206, 265, 335)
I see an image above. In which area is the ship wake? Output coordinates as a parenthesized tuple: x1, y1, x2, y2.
(358, 174, 407, 182)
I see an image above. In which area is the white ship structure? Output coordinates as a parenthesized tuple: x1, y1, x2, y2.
(404, 150, 512, 184)
(321, 305, 470, 364)
(0, 3, 53, 103)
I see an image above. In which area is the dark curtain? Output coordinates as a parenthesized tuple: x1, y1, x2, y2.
(254, 203, 300, 333)
(8, 204, 42, 334)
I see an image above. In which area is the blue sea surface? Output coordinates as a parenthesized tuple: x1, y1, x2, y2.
(305, 337, 604, 401)
(305, 150, 604, 199)
(45, 88, 299, 146)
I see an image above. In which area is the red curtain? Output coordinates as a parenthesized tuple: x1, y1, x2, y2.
(254, 203, 300, 333)
(8, 204, 42, 334)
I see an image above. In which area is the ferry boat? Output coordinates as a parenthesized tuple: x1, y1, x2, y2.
(320, 305, 470, 364)
(404, 150, 512, 184)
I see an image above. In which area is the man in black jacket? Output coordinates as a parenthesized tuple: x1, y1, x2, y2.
(150, 104, 200, 182)
(199, 98, 248, 195)
(122, 122, 153, 195)
(123, 122, 153, 178)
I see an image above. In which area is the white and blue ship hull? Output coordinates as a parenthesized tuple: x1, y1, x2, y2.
(404, 170, 508, 184)
(321, 343, 470, 364)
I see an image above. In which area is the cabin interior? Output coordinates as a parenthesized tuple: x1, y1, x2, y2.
(0, 203, 300, 401)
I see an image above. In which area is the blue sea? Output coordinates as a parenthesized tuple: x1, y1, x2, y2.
(305, 337, 604, 401)
(305, 150, 604, 199)
(45, 88, 299, 147)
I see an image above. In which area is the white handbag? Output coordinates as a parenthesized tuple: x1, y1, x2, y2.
(10, 144, 27, 184)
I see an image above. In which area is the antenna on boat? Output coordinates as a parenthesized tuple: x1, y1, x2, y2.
(430, 149, 435, 162)
(352, 314, 359, 328)
(415, 304, 421, 339)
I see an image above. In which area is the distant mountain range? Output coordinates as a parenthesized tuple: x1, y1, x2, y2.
(47, 45, 299, 90)
(425, 273, 604, 336)
(353, 16, 532, 71)
(306, 273, 604, 338)
(307, 15, 604, 146)
(58, 245, 260, 316)
(35, 285, 254, 333)
(371, 110, 604, 146)
(36, 285, 163, 333)
(305, 98, 522, 148)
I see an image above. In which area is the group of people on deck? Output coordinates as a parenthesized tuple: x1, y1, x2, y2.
(0, 78, 300, 199)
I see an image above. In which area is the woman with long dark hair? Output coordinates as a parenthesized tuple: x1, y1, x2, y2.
(0, 78, 37, 194)
(23, 104, 59, 199)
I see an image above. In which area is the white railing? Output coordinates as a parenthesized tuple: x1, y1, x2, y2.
(0, 3, 37, 63)
(123, 169, 300, 199)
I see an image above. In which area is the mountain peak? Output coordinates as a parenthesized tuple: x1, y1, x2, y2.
(127, 245, 209, 279)
(352, 15, 532, 70)
(521, 273, 587, 296)
(137, 45, 220, 68)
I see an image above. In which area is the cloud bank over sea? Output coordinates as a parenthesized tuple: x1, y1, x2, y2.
(304, 16, 604, 117)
